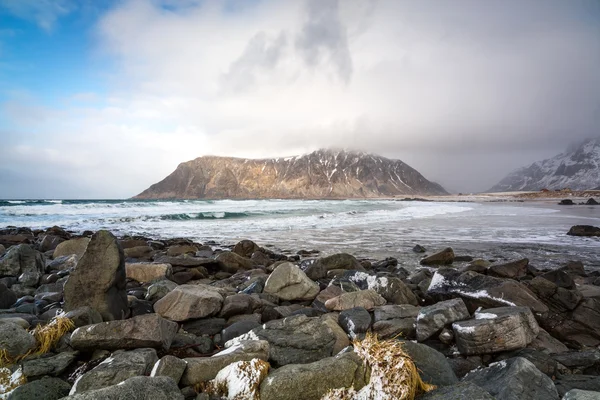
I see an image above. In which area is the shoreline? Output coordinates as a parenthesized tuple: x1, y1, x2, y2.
(1, 226, 600, 398)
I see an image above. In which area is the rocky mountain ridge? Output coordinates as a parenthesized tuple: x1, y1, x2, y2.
(490, 138, 600, 192)
(134, 149, 447, 199)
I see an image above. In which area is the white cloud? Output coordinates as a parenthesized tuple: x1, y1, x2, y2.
(2, 0, 600, 197)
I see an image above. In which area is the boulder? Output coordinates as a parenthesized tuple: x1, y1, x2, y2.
(452, 306, 539, 355)
(0, 321, 36, 358)
(416, 298, 470, 342)
(208, 358, 269, 400)
(182, 317, 227, 336)
(427, 269, 548, 313)
(562, 389, 600, 400)
(302, 253, 363, 280)
(219, 293, 261, 318)
(226, 315, 336, 367)
(0, 244, 45, 286)
(7, 376, 71, 400)
(47, 254, 78, 271)
(338, 307, 372, 339)
(22, 351, 78, 378)
(70, 314, 178, 351)
(53, 237, 90, 259)
(145, 279, 178, 303)
(487, 258, 529, 279)
(260, 352, 368, 400)
(419, 382, 496, 399)
(150, 355, 187, 384)
(529, 328, 570, 354)
(463, 357, 559, 400)
(69, 348, 158, 394)
(540, 269, 576, 290)
(320, 313, 351, 355)
(372, 318, 417, 339)
(495, 348, 568, 378)
(420, 248, 455, 266)
(264, 262, 319, 301)
(63, 231, 128, 321)
(125, 262, 172, 283)
(153, 254, 220, 269)
(539, 296, 600, 348)
(345, 271, 418, 305)
(221, 320, 262, 343)
(166, 244, 199, 257)
(181, 340, 269, 386)
(555, 376, 600, 398)
(325, 289, 386, 311)
(0, 282, 17, 308)
(399, 340, 458, 386)
(553, 351, 600, 370)
(373, 304, 420, 321)
(62, 376, 183, 400)
(63, 306, 103, 328)
(216, 251, 257, 273)
(567, 226, 600, 237)
(153, 284, 224, 322)
(123, 246, 154, 260)
(232, 239, 260, 258)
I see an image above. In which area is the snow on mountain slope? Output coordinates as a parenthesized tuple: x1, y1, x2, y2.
(490, 138, 600, 192)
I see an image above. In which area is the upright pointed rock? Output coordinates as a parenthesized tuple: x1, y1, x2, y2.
(63, 230, 128, 321)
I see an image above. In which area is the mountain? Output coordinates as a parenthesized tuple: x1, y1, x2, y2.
(489, 138, 600, 192)
(134, 149, 448, 199)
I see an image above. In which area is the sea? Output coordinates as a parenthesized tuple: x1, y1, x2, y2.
(1, 199, 599, 270)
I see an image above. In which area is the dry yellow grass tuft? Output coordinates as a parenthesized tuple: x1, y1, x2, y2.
(322, 333, 436, 400)
(29, 315, 75, 356)
(0, 315, 75, 370)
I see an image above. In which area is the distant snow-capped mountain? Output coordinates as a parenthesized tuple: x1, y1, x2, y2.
(134, 148, 448, 199)
(490, 138, 600, 192)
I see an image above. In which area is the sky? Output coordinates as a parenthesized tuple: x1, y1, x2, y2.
(0, 0, 599, 198)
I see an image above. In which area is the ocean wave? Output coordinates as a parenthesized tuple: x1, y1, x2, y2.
(0, 200, 61, 206)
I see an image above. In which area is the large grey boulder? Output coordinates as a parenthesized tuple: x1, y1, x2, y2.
(153, 284, 224, 321)
(70, 314, 178, 351)
(453, 306, 539, 355)
(63, 231, 128, 321)
(62, 376, 183, 400)
(428, 269, 548, 313)
(399, 340, 458, 386)
(219, 293, 261, 318)
(416, 298, 470, 342)
(7, 376, 71, 400)
(226, 314, 336, 367)
(463, 357, 559, 400)
(22, 351, 78, 378)
(53, 237, 90, 259)
(0, 244, 45, 286)
(325, 289, 386, 311)
(264, 262, 319, 301)
(0, 321, 36, 358)
(181, 340, 269, 386)
(69, 348, 158, 394)
(260, 352, 368, 400)
(419, 382, 496, 399)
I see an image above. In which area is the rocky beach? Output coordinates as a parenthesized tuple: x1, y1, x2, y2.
(0, 221, 600, 399)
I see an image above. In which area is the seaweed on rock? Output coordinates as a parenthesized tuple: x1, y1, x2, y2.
(323, 333, 436, 400)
